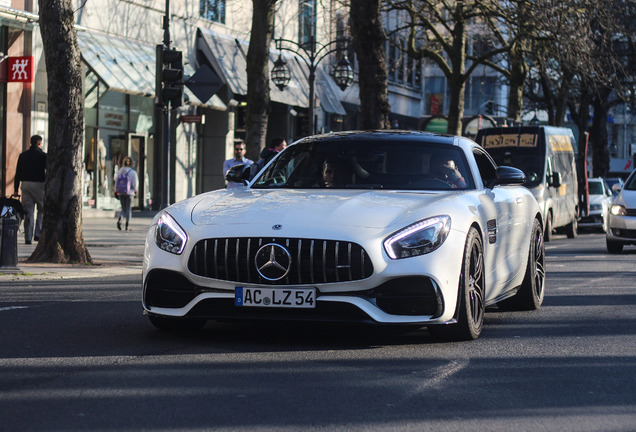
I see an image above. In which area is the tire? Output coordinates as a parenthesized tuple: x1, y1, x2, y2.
(601, 215, 608, 233)
(148, 315, 207, 331)
(565, 216, 578, 239)
(606, 238, 624, 254)
(498, 218, 545, 311)
(544, 212, 553, 242)
(429, 228, 485, 341)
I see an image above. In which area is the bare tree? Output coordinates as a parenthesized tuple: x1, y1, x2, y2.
(32, 0, 91, 264)
(524, 0, 634, 176)
(388, 0, 511, 135)
(245, 0, 278, 160)
(350, 0, 391, 129)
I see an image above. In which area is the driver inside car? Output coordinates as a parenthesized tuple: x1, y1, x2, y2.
(431, 154, 467, 189)
(322, 158, 352, 188)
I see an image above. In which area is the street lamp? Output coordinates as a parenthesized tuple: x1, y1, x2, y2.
(271, 36, 354, 135)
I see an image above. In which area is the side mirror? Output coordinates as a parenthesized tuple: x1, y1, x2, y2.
(494, 166, 526, 186)
(612, 183, 622, 193)
(225, 164, 251, 186)
(550, 172, 562, 188)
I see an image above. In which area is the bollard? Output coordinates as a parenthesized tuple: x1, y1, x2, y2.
(0, 218, 20, 272)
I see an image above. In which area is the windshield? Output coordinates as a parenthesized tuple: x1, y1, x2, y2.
(588, 181, 605, 195)
(626, 172, 636, 191)
(251, 140, 474, 190)
(478, 129, 548, 188)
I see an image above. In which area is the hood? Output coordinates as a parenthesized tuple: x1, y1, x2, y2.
(588, 194, 608, 206)
(617, 189, 636, 209)
(190, 189, 453, 229)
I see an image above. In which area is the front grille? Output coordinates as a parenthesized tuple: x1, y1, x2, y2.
(188, 237, 374, 285)
(626, 208, 636, 217)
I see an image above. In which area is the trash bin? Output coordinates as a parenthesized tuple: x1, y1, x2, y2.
(0, 197, 24, 272)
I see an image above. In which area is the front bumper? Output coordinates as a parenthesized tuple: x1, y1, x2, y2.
(143, 269, 446, 324)
(607, 213, 636, 244)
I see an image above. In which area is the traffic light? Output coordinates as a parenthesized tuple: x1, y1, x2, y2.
(156, 45, 183, 108)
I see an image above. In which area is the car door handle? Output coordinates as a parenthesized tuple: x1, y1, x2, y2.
(515, 197, 524, 205)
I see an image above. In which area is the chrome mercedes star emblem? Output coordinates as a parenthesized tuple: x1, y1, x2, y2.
(254, 243, 292, 281)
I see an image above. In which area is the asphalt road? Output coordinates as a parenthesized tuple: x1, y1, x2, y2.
(1, 232, 635, 431)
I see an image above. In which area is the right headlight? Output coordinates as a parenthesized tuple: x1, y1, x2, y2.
(155, 212, 188, 255)
(384, 215, 451, 259)
(610, 204, 627, 216)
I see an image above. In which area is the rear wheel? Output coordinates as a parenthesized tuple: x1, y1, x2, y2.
(606, 238, 624, 254)
(565, 216, 578, 239)
(498, 218, 545, 311)
(148, 315, 207, 331)
(544, 212, 553, 242)
(429, 228, 485, 341)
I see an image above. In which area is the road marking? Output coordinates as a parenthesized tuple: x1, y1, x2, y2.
(0, 306, 28, 311)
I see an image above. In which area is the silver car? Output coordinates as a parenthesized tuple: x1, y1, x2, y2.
(606, 169, 636, 253)
(579, 178, 612, 232)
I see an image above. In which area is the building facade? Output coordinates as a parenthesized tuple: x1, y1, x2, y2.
(5, 0, 629, 211)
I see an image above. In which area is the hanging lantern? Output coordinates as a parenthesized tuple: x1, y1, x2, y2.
(333, 56, 354, 91)
(271, 54, 291, 91)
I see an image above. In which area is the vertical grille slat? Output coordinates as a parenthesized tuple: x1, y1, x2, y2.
(347, 242, 352, 281)
(188, 237, 374, 285)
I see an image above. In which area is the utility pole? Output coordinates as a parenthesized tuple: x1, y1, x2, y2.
(156, 0, 183, 209)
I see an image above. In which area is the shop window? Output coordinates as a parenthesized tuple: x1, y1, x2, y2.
(200, 0, 225, 24)
(299, 0, 316, 48)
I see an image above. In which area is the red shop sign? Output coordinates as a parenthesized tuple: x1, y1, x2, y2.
(7, 56, 34, 83)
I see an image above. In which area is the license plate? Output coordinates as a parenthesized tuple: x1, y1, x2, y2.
(235, 287, 316, 308)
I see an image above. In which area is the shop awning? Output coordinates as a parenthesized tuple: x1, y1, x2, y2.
(78, 31, 226, 110)
(196, 28, 346, 114)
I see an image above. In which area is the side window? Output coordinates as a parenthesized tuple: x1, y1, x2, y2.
(473, 149, 497, 187)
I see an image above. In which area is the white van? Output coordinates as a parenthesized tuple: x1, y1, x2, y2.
(475, 126, 579, 241)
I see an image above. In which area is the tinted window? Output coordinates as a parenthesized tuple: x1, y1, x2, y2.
(251, 140, 475, 190)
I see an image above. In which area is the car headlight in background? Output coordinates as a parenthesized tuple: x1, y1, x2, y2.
(384, 215, 451, 259)
(610, 204, 627, 216)
(155, 213, 188, 254)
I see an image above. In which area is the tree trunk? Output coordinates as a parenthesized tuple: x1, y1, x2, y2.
(245, 0, 276, 160)
(590, 88, 611, 177)
(32, 0, 91, 264)
(350, 0, 391, 130)
(507, 43, 527, 123)
(446, 20, 466, 136)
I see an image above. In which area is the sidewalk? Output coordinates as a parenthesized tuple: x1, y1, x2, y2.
(0, 211, 156, 280)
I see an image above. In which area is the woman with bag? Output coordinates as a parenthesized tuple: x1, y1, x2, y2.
(114, 156, 138, 231)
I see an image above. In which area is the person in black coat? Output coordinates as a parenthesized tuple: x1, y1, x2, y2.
(14, 135, 46, 244)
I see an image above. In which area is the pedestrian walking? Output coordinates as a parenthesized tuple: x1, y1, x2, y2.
(14, 135, 46, 244)
(114, 156, 138, 231)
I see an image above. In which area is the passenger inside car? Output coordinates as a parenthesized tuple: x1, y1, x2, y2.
(430, 153, 467, 188)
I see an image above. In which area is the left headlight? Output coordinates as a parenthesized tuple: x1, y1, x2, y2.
(384, 215, 451, 260)
(155, 212, 188, 255)
(610, 204, 627, 216)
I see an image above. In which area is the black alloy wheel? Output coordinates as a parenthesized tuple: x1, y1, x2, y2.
(429, 227, 485, 341)
(498, 218, 545, 311)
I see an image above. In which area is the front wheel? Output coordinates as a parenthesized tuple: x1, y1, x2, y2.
(498, 218, 545, 311)
(429, 228, 485, 341)
(606, 238, 624, 254)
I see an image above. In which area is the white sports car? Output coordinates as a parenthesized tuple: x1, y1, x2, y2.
(142, 131, 544, 341)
